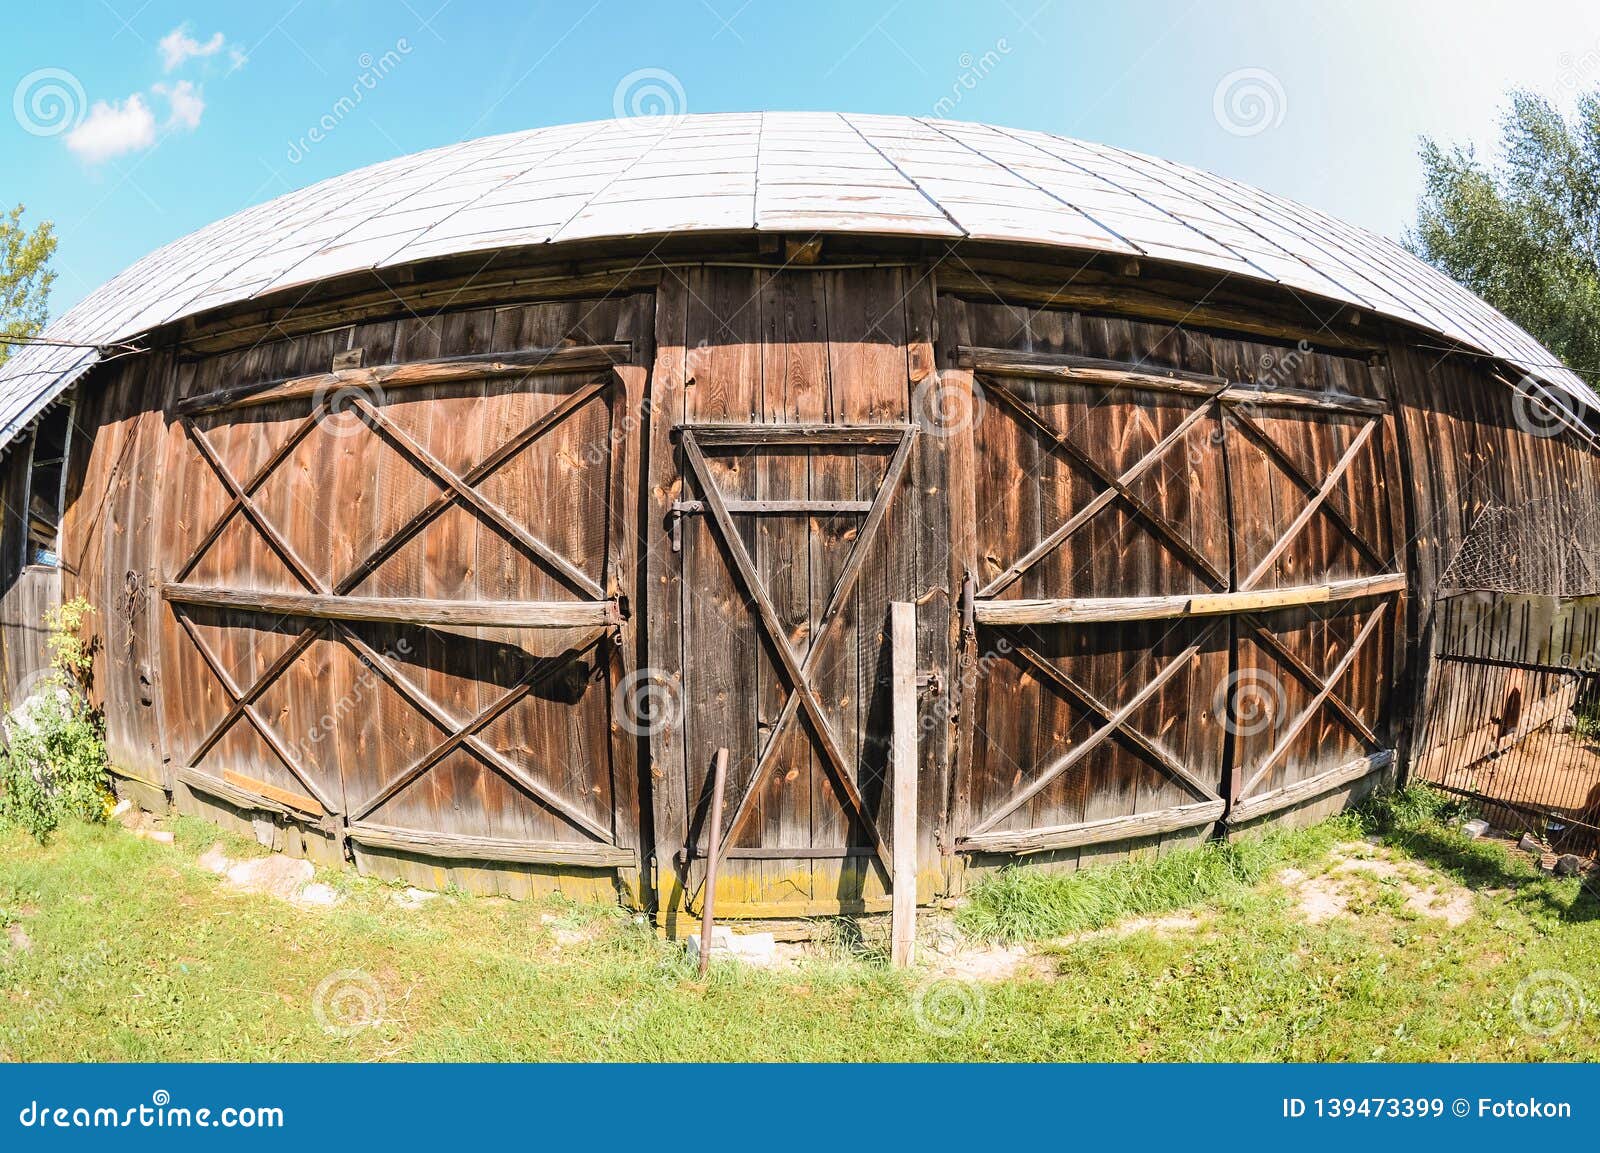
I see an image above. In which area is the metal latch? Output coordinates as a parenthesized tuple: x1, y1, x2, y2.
(668, 499, 704, 552)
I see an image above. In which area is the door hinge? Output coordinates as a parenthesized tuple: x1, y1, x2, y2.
(668, 499, 704, 552)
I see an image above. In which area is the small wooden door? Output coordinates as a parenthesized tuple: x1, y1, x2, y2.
(652, 421, 919, 920)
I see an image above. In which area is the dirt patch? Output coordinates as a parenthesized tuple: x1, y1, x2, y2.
(1278, 842, 1474, 927)
(1050, 912, 1207, 947)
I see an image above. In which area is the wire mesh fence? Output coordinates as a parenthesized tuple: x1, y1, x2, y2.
(1413, 650, 1600, 858)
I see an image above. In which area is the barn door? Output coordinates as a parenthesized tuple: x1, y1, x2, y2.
(942, 301, 1408, 861)
(1217, 355, 1405, 823)
(660, 421, 918, 918)
(950, 337, 1233, 857)
(156, 304, 648, 890)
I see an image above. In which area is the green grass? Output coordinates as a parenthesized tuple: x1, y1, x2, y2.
(1, 788, 1597, 1061)
(956, 814, 1362, 942)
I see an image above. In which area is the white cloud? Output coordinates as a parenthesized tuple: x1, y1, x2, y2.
(159, 25, 226, 72)
(156, 80, 205, 131)
(65, 94, 157, 162)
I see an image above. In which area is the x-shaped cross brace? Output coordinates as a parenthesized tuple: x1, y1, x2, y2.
(967, 625, 1219, 838)
(174, 376, 617, 838)
(677, 425, 919, 879)
(978, 377, 1229, 598)
(1235, 600, 1390, 799)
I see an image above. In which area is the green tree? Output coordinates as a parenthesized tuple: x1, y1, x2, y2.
(1410, 90, 1600, 377)
(0, 204, 57, 366)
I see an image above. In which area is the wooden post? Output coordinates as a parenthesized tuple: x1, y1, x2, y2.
(890, 601, 918, 967)
(699, 747, 729, 977)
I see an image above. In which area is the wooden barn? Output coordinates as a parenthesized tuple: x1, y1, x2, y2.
(2, 113, 1597, 928)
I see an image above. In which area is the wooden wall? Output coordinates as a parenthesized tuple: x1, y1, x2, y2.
(0, 434, 59, 710)
(10, 245, 1595, 918)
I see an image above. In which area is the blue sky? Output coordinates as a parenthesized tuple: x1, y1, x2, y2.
(7, 0, 1600, 317)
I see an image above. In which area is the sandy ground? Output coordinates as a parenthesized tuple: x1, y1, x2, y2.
(1277, 841, 1475, 927)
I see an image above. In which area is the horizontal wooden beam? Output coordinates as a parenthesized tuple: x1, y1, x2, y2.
(175, 343, 629, 415)
(961, 348, 1389, 416)
(676, 844, 878, 862)
(222, 769, 322, 817)
(957, 799, 1225, 855)
(974, 572, 1406, 626)
(1221, 385, 1388, 417)
(722, 498, 874, 515)
(961, 347, 1227, 394)
(176, 765, 327, 825)
(163, 582, 617, 629)
(346, 821, 635, 869)
(1226, 749, 1394, 825)
(681, 422, 912, 446)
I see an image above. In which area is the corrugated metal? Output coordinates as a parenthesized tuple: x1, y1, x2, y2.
(2, 111, 1590, 447)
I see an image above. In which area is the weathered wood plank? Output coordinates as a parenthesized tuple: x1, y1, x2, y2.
(1227, 749, 1394, 824)
(975, 572, 1406, 625)
(345, 821, 635, 867)
(161, 582, 617, 628)
(175, 343, 629, 414)
(959, 799, 1226, 854)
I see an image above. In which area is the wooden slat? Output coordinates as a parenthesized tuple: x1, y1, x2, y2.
(1221, 384, 1389, 416)
(221, 769, 321, 817)
(960, 346, 1228, 393)
(721, 498, 874, 515)
(162, 582, 617, 629)
(890, 601, 918, 967)
(975, 572, 1406, 625)
(175, 343, 629, 414)
(958, 799, 1226, 854)
(1227, 750, 1393, 825)
(346, 821, 635, 868)
(683, 422, 911, 446)
(176, 765, 314, 822)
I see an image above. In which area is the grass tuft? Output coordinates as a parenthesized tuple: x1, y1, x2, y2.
(957, 814, 1362, 942)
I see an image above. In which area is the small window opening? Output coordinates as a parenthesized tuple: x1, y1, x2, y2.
(25, 403, 71, 568)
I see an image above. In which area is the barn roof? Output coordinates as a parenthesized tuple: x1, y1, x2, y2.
(1, 111, 1591, 446)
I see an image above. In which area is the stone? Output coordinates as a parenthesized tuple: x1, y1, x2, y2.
(223, 855, 314, 901)
(197, 843, 231, 875)
(1518, 833, 1544, 854)
(132, 828, 174, 844)
(392, 887, 437, 910)
(683, 927, 777, 964)
(1554, 854, 1586, 877)
(296, 882, 340, 907)
(1461, 819, 1491, 839)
